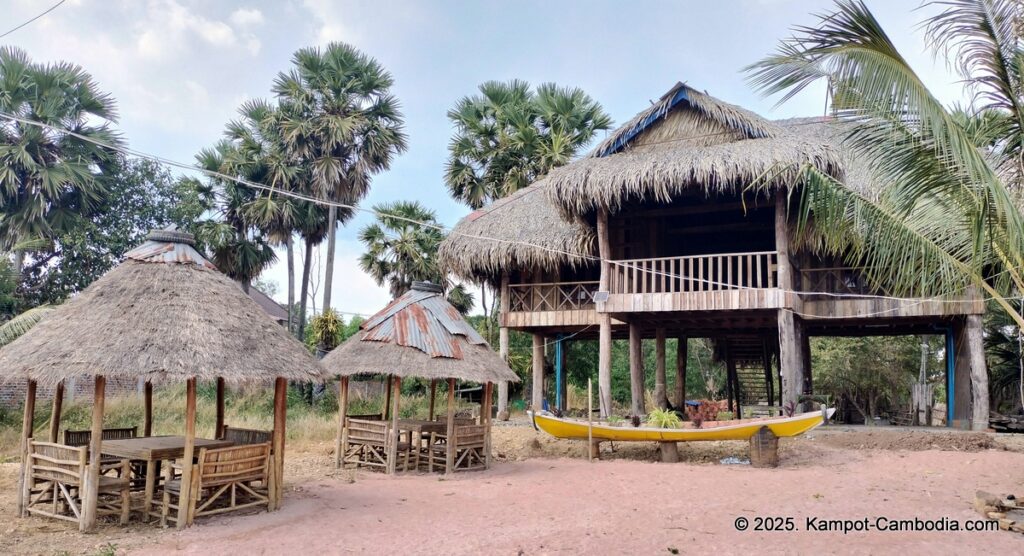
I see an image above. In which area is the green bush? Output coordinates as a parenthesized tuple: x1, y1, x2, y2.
(647, 407, 681, 428)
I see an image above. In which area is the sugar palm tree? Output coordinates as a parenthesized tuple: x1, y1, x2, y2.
(272, 43, 407, 314)
(745, 0, 1024, 329)
(445, 80, 612, 209)
(0, 47, 121, 273)
(358, 200, 474, 314)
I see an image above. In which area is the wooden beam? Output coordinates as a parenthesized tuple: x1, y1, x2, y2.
(81, 376, 105, 532)
(629, 321, 644, 417)
(597, 208, 613, 418)
(498, 272, 510, 420)
(774, 193, 794, 307)
(382, 377, 392, 420)
(176, 377, 196, 529)
(483, 381, 493, 469)
(16, 379, 36, 518)
(445, 378, 456, 475)
(966, 314, 990, 430)
(48, 380, 63, 443)
(532, 333, 545, 410)
(387, 376, 401, 474)
(271, 377, 287, 509)
(675, 336, 688, 408)
(428, 378, 438, 421)
(215, 377, 225, 439)
(654, 328, 667, 409)
(143, 381, 153, 437)
(778, 310, 806, 412)
(334, 376, 349, 469)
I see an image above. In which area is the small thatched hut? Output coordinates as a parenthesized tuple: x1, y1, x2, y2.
(323, 281, 518, 474)
(0, 229, 324, 531)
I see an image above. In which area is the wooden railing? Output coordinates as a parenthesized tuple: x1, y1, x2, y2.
(610, 252, 779, 295)
(508, 281, 599, 312)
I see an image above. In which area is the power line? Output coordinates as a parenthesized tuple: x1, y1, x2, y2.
(0, 0, 66, 39)
(0, 111, 1010, 309)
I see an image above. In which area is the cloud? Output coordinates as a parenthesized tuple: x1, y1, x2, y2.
(134, 0, 255, 61)
(230, 8, 264, 28)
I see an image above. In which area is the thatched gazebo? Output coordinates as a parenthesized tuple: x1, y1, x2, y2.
(0, 230, 323, 531)
(323, 281, 518, 475)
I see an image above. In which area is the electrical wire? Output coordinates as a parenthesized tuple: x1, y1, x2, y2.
(0, 0, 66, 39)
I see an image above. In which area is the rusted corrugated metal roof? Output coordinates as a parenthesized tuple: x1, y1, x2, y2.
(124, 230, 218, 270)
(359, 281, 484, 359)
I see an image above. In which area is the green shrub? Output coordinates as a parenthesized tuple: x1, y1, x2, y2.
(716, 411, 734, 421)
(647, 407, 681, 428)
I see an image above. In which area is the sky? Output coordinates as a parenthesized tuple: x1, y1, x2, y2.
(3, 0, 966, 317)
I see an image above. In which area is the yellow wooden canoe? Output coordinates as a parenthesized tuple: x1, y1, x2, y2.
(531, 408, 834, 442)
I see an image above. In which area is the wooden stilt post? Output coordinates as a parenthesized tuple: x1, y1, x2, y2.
(215, 377, 225, 439)
(498, 272, 511, 421)
(428, 379, 438, 421)
(483, 382, 493, 468)
(81, 376, 105, 532)
(176, 377, 196, 529)
(655, 328, 667, 409)
(383, 377, 392, 420)
(749, 426, 779, 468)
(334, 376, 350, 469)
(16, 379, 36, 518)
(966, 313, 990, 431)
(597, 208, 613, 418)
(775, 193, 805, 413)
(48, 381, 63, 443)
(143, 381, 153, 437)
(532, 334, 544, 411)
(445, 378, 456, 475)
(271, 377, 287, 510)
(629, 322, 644, 417)
(388, 376, 401, 474)
(675, 336, 688, 409)
(587, 378, 594, 462)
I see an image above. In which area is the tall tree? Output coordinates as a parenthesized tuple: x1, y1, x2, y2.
(0, 46, 121, 274)
(745, 0, 1024, 328)
(358, 200, 474, 314)
(273, 42, 407, 315)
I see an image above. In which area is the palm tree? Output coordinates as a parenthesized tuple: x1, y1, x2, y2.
(272, 43, 408, 315)
(744, 0, 1024, 331)
(0, 47, 121, 274)
(445, 80, 612, 209)
(358, 200, 475, 314)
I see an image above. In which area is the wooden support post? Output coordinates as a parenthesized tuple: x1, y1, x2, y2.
(675, 336, 688, 409)
(629, 321, 644, 417)
(654, 328, 667, 409)
(334, 376, 350, 469)
(727, 357, 739, 417)
(762, 338, 774, 409)
(445, 378, 456, 475)
(587, 378, 594, 462)
(957, 314, 990, 430)
(749, 426, 779, 468)
(597, 207, 613, 418)
(498, 272, 511, 421)
(778, 310, 806, 412)
(428, 379, 438, 421)
(388, 376, 401, 474)
(81, 376, 105, 532)
(532, 333, 545, 410)
(483, 381, 493, 468)
(271, 377, 287, 509)
(774, 193, 794, 303)
(383, 377, 392, 420)
(659, 442, 679, 463)
(48, 380, 63, 443)
(215, 377, 225, 439)
(176, 377, 196, 529)
(143, 381, 153, 437)
(16, 379, 36, 518)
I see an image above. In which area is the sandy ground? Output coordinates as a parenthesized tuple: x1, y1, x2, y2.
(3, 426, 1024, 555)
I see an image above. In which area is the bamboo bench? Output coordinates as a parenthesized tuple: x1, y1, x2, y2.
(340, 418, 411, 472)
(24, 441, 131, 525)
(160, 442, 272, 526)
(426, 425, 487, 473)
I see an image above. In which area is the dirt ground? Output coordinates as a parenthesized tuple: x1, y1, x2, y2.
(3, 425, 1024, 555)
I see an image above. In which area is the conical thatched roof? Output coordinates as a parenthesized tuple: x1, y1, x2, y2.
(0, 230, 324, 387)
(322, 282, 519, 383)
(437, 179, 596, 282)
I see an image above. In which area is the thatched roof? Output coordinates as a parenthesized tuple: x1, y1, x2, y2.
(438, 179, 595, 282)
(322, 282, 519, 383)
(0, 230, 324, 387)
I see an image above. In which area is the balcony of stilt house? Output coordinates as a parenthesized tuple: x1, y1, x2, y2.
(0, 230, 324, 532)
(323, 281, 519, 475)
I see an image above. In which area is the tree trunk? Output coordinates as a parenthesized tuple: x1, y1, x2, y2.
(480, 284, 490, 344)
(322, 205, 338, 313)
(297, 238, 314, 340)
(654, 328, 668, 409)
(12, 249, 25, 276)
(286, 234, 295, 334)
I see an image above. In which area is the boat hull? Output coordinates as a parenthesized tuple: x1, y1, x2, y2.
(532, 409, 834, 442)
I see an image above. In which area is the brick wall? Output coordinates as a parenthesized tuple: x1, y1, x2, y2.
(1, 376, 144, 409)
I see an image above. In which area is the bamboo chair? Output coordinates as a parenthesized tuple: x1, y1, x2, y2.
(64, 426, 144, 488)
(24, 441, 131, 525)
(426, 425, 487, 473)
(340, 418, 411, 472)
(160, 442, 271, 527)
(221, 426, 272, 446)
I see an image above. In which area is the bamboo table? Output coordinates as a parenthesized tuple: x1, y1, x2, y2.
(101, 436, 234, 521)
(396, 419, 474, 473)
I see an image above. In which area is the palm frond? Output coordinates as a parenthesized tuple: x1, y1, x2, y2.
(0, 304, 55, 348)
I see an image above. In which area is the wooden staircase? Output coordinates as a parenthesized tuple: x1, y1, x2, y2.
(723, 336, 778, 410)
